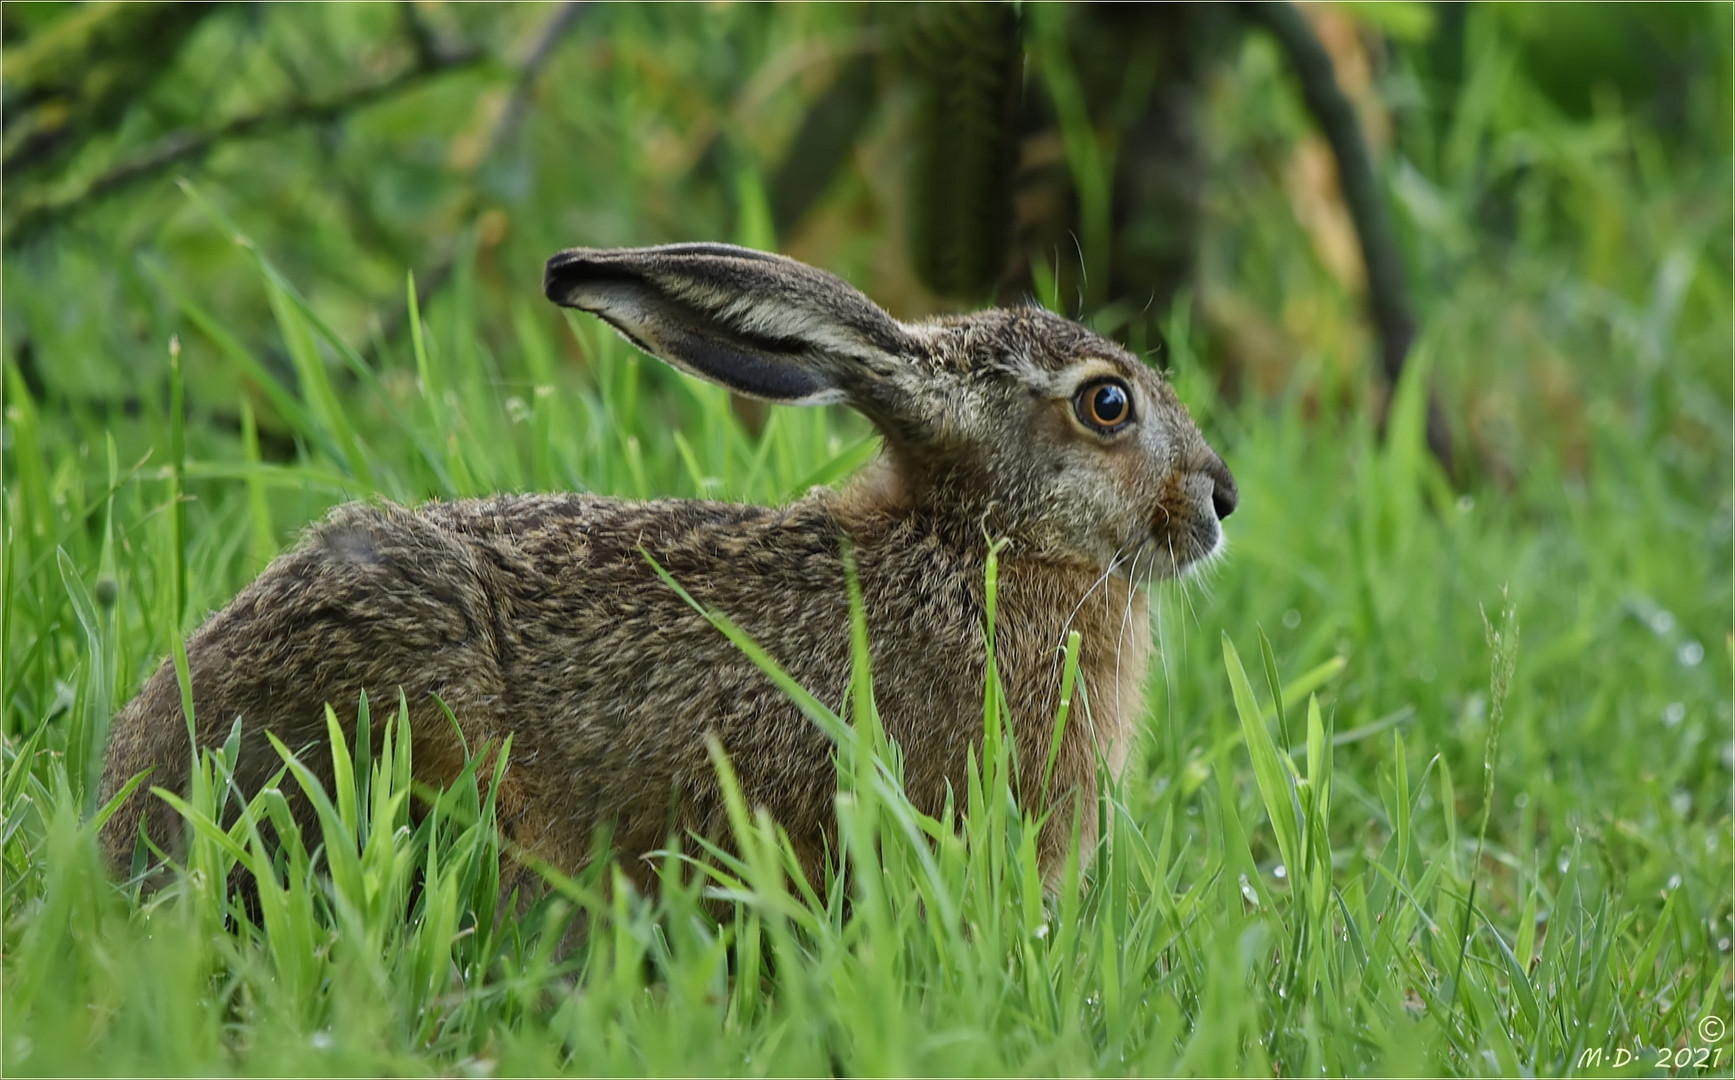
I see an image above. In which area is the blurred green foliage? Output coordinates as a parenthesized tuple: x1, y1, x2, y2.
(4, 1, 1728, 483)
(2, 3, 1730, 1075)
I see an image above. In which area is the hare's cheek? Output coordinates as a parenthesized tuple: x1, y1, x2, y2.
(1053, 447, 1141, 532)
(1101, 441, 1165, 529)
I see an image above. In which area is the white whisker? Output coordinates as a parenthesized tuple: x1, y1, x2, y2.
(1110, 540, 1151, 723)
(1154, 578, 1177, 771)
(1042, 537, 1146, 718)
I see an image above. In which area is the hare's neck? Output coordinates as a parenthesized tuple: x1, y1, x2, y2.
(825, 475, 1154, 761)
(832, 460, 1074, 556)
(995, 559, 1153, 770)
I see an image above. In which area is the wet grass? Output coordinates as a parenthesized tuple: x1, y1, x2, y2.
(3, 7, 1730, 1076)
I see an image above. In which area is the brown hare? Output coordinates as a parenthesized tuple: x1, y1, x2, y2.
(98, 242, 1236, 899)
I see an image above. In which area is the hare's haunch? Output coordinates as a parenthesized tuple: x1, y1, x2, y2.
(99, 243, 1236, 894)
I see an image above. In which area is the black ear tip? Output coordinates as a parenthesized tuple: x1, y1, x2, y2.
(543, 249, 581, 302)
(545, 248, 617, 305)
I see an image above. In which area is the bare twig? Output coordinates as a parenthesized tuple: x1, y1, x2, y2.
(11, 2, 591, 441)
(490, 1, 591, 160)
(4, 42, 485, 246)
(2, 2, 225, 177)
(367, 2, 590, 358)
(1240, 0, 1454, 471)
(398, 0, 441, 70)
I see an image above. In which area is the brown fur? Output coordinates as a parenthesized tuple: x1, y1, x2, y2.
(98, 243, 1235, 898)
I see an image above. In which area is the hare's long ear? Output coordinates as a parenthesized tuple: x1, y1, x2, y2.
(544, 243, 917, 408)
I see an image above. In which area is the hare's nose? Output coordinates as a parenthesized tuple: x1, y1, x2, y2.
(1203, 452, 1237, 521)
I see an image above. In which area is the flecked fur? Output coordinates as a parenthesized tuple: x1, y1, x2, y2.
(98, 243, 1235, 897)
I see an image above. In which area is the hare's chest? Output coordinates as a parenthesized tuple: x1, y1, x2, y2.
(1072, 594, 1153, 780)
(999, 575, 1153, 782)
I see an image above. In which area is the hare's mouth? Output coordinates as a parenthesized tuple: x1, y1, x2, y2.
(1141, 470, 1230, 580)
(1141, 514, 1224, 581)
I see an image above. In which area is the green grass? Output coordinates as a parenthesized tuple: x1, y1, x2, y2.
(4, 7, 1731, 1076)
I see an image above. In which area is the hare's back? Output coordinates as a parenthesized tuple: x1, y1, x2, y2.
(404, 492, 852, 623)
(281, 493, 988, 781)
(383, 490, 861, 724)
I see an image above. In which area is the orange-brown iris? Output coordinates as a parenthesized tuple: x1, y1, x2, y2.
(1075, 379, 1133, 433)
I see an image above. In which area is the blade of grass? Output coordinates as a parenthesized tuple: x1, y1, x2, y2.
(1223, 632, 1302, 881)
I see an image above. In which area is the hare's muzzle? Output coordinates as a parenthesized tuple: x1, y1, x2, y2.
(1203, 451, 1237, 521)
(1149, 446, 1237, 577)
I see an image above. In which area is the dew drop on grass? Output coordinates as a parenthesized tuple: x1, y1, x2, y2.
(1667, 873, 1683, 890)
(1663, 702, 1686, 727)
(1678, 640, 1704, 667)
(1273, 864, 1287, 879)
(1239, 873, 1260, 906)
(1282, 608, 1301, 630)
(1720, 938, 1732, 953)
(1670, 790, 1692, 815)
(1456, 495, 1474, 514)
(1514, 792, 1529, 808)
(311, 1031, 334, 1051)
(1650, 610, 1676, 634)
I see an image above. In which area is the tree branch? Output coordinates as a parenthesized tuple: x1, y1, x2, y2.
(489, 1, 590, 161)
(364, 2, 590, 362)
(4, 41, 484, 247)
(1240, 0, 1453, 471)
(2, 2, 225, 177)
(11, 2, 591, 442)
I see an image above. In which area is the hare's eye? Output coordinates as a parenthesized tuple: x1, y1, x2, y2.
(1075, 379, 1134, 434)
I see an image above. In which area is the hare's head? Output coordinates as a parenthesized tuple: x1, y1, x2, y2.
(545, 243, 1235, 580)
